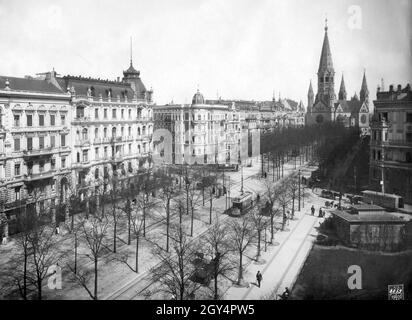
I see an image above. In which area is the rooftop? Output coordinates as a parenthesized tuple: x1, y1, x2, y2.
(331, 209, 408, 224)
(375, 83, 412, 102)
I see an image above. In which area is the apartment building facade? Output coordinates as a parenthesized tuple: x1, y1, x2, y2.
(0, 75, 72, 236)
(0, 60, 154, 238)
(369, 83, 412, 204)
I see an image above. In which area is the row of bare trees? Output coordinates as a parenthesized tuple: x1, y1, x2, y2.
(149, 170, 306, 300)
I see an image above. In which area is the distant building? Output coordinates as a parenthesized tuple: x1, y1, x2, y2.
(305, 20, 370, 134)
(153, 90, 243, 165)
(369, 83, 412, 204)
(330, 204, 411, 252)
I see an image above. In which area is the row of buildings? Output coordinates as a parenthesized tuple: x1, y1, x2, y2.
(0, 57, 305, 237)
(153, 92, 305, 165)
(0, 59, 155, 235)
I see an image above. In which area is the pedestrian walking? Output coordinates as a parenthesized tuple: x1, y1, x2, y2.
(55, 226, 60, 235)
(256, 271, 263, 288)
(318, 208, 322, 217)
(264, 172, 267, 179)
(311, 205, 315, 216)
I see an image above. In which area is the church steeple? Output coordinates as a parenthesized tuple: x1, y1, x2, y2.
(308, 80, 314, 112)
(338, 74, 347, 100)
(316, 18, 335, 107)
(360, 69, 369, 104)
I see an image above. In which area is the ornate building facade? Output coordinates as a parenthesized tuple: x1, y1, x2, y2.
(0, 58, 154, 238)
(369, 83, 412, 204)
(0, 75, 72, 236)
(306, 20, 371, 135)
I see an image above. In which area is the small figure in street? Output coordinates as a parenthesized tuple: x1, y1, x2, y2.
(256, 194, 260, 202)
(318, 208, 322, 218)
(55, 225, 60, 235)
(311, 205, 315, 216)
(280, 287, 290, 300)
(256, 271, 263, 288)
(264, 172, 267, 179)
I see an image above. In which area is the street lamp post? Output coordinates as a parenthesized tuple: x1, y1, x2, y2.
(240, 164, 244, 195)
(298, 169, 301, 211)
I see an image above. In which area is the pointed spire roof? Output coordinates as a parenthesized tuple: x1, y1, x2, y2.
(339, 74, 347, 100)
(318, 19, 334, 73)
(360, 69, 369, 95)
(308, 80, 314, 96)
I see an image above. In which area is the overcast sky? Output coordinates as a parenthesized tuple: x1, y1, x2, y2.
(0, 0, 411, 105)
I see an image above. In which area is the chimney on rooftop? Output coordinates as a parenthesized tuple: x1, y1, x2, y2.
(397, 84, 402, 92)
(389, 84, 394, 93)
(406, 84, 411, 91)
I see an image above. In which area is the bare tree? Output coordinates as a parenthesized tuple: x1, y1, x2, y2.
(69, 214, 109, 300)
(263, 180, 282, 244)
(116, 201, 145, 273)
(27, 222, 60, 300)
(287, 175, 299, 219)
(229, 215, 254, 286)
(149, 223, 201, 300)
(158, 168, 176, 252)
(277, 183, 291, 231)
(202, 216, 235, 299)
(250, 206, 268, 263)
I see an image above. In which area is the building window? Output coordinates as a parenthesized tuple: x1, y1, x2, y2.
(27, 137, 33, 150)
(95, 108, 99, 119)
(95, 147, 99, 159)
(14, 163, 20, 176)
(104, 147, 108, 158)
(61, 134, 66, 147)
(112, 127, 117, 138)
(121, 109, 124, 119)
(77, 152, 80, 163)
(406, 113, 412, 123)
(128, 126, 131, 136)
(128, 109, 132, 119)
(50, 114, 55, 126)
(14, 138, 20, 151)
(104, 109, 108, 119)
(51, 158, 56, 170)
(83, 150, 88, 162)
(129, 143, 132, 154)
(27, 114, 33, 127)
(61, 115, 66, 125)
(39, 136, 44, 149)
(61, 157, 66, 168)
(121, 127, 124, 136)
(95, 168, 99, 179)
(82, 128, 88, 140)
(39, 114, 45, 126)
(27, 161, 33, 175)
(112, 109, 117, 119)
(39, 161, 45, 173)
(104, 127, 107, 138)
(14, 114, 20, 127)
(14, 187, 21, 201)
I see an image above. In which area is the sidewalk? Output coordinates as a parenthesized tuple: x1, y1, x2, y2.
(224, 187, 326, 300)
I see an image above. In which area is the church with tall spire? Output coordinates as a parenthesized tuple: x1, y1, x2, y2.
(305, 19, 371, 135)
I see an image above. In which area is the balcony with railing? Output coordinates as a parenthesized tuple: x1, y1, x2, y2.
(136, 117, 153, 123)
(72, 116, 92, 125)
(24, 169, 55, 182)
(23, 147, 54, 159)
